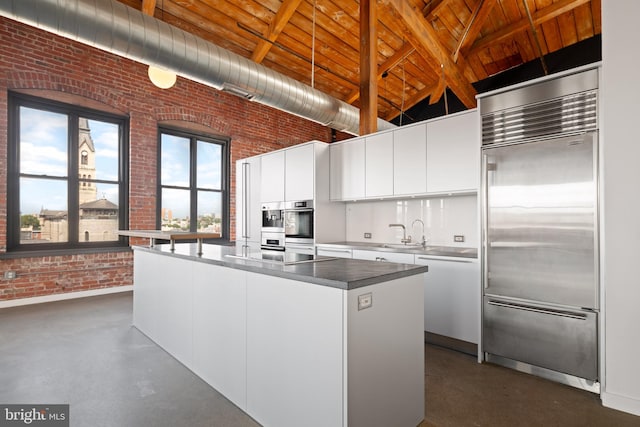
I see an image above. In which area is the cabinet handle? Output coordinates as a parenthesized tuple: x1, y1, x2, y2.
(415, 256, 474, 263)
(375, 257, 387, 262)
(242, 162, 249, 238)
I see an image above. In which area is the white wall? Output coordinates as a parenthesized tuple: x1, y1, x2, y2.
(601, 1, 640, 416)
(345, 195, 477, 247)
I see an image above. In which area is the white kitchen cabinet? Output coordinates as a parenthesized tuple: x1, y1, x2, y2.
(316, 246, 353, 258)
(330, 137, 365, 201)
(393, 122, 427, 196)
(352, 248, 415, 264)
(365, 132, 394, 198)
(285, 142, 315, 201)
(192, 262, 247, 409)
(426, 110, 480, 193)
(236, 157, 262, 244)
(414, 255, 480, 344)
(260, 150, 285, 202)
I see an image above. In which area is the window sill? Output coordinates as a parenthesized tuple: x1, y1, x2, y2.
(0, 245, 132, 260)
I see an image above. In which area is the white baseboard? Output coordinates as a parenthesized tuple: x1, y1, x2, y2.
(0, 286, 134, 309)
(602, 390, 640, 417)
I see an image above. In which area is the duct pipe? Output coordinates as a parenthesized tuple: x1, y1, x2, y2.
(0, 0, 395, 135)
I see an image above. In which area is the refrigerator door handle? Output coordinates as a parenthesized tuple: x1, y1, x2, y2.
(487, 300, 588, 320)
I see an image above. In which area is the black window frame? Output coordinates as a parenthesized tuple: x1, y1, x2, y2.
(157, 126, 230, 241)
(7, 92, 130, 252)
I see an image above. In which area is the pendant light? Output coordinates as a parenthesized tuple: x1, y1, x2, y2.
(148, 65, 177, 89)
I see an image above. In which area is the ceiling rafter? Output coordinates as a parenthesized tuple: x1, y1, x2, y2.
(383, 0, 477, 108)
(141, 0, 156, 16)
(468, 0, 591, 55)
(251, 0, 303, 64)
(453, 0, 498, 63)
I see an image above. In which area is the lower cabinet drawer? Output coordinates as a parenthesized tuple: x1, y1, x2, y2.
(483, 297, 598, 381)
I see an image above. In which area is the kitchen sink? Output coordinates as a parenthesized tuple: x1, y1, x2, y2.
(381, 243, 424, 249)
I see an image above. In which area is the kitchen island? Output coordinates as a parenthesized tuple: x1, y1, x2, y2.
(131, 243, 427, 427)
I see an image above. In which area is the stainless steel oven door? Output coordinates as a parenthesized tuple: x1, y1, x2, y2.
(261, 202, 284, 233)
(284, 200, 314, 241)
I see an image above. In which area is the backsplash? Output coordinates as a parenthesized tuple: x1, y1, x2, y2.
(344, 195, 478, 247)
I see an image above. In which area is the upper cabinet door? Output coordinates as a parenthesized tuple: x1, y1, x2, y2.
(260, 151, 285, 202)
(426, 110, 480, 194)
(285, 143, 315, 201)
(393, 123, 427, 196)
(365, 132, 394, 198)
(330, 138, 365, 201)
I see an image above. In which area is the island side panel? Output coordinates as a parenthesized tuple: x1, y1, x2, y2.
(133, 250, 195, 368)
(191, 262, 248, 410)
(246, 272, 344, 427)
(346, 274, 425, 427)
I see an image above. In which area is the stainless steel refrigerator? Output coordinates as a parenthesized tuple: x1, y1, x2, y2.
(482, 130, 599, 390)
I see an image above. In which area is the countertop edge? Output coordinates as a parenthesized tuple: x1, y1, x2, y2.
(132, 244, 428, 290)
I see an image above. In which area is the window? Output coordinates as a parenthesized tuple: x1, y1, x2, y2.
(7, 93, 129, 251)
(158, 128, 229, 239)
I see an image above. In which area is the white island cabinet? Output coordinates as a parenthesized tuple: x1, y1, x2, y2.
(132, 244, 426, 427)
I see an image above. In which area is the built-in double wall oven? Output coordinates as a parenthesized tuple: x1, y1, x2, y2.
(261, 200, 314, 252)
(261, 202, 284, 251)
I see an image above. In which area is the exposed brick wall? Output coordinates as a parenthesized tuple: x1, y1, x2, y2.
(0, 16, 348, 301)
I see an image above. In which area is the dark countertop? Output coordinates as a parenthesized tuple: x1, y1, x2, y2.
(316, 241, 478, 258)
(133, 243, 428, 290)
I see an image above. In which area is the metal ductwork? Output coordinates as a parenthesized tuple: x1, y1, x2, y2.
(0, 0, 395, 135)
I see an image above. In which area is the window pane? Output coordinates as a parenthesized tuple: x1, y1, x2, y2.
(161, 134, 190, 187)
(79, 183, 119, 242)
(197, 140, 221, 190)
(20, 177, 68, 244)
(81, 118, 119, 181)
(161, 188, 190, 231)
(197, 191, 222, 236)
(20, 107, 68, 176)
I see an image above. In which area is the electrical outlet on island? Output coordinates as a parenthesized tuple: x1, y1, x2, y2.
(364, 232, 372, 239)
(454, 235, 465, 243)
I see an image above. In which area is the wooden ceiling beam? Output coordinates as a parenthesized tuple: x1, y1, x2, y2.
(141, 0, 156, 16)
(384, 0, 477, 108)
(345, 44, 415, 105)
(251, 0, 303, 64)
(453, 0, 498, 63)
(360, 0, 378, 135)
(468, 0, 591, 55)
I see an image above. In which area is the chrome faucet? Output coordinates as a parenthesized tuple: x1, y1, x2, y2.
(388, 223, 412, 244)
(412, 219, 428, 248)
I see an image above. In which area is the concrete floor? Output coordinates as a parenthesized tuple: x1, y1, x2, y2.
(1, 292, 639, 427)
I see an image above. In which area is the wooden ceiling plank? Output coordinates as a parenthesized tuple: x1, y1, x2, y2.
(557, 9, 579, 46)
(251, 0, 303, 63)
(454, 0, 499, 62)
(384, 0, 477, 108)
(591, 0, 601, 35)
(469, 0, 590, 54)
(573, 2, 594, 41)
(384, 81, 440, 121)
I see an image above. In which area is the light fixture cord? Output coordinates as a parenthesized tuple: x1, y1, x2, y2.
(311, 0, 317, 88)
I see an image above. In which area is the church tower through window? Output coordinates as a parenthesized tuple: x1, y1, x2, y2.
(78, 117, 97, 205)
